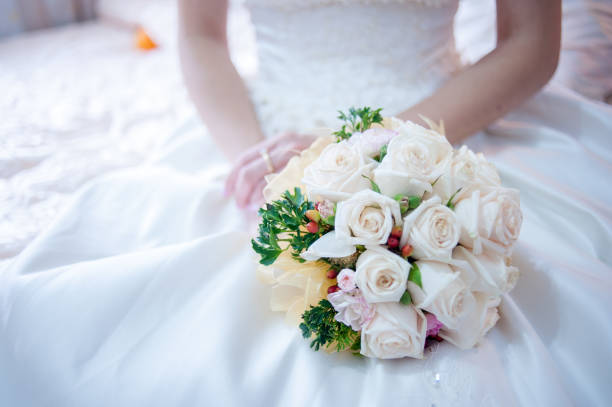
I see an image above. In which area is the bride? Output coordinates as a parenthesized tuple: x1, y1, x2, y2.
(2, 0, 611, 405)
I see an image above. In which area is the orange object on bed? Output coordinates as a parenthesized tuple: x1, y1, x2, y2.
(135, 26, 157, 50)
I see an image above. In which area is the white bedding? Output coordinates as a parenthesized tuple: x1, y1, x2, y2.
(0, 21, 190, 265)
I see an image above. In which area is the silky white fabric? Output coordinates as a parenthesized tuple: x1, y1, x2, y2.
(2, 0, 612, 406)
(0, 2, 255, 265)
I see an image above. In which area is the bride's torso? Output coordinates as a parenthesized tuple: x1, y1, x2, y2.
(245, 0, 462, 135)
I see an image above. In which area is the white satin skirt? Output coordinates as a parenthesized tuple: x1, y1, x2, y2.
(1, 85, 611, 406)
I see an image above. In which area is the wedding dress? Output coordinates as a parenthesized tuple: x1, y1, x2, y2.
(2, 0, 611, 406)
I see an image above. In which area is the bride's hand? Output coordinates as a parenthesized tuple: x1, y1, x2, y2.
(225, 132, 316, 211)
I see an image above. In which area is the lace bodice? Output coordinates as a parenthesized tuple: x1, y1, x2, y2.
(245, 0, 461, 136)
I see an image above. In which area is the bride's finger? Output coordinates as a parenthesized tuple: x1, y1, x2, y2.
(225, 133, 302, 197)
(225, 138, 278, 196)
(225, 148, 260, 197)
(234, 144, 295, 208)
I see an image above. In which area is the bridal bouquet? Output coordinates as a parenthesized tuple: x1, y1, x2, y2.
(254, 107, 522, 359)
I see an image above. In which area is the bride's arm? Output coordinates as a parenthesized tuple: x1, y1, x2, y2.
(179, 0, 317, 210)
(178, 0, 265, 158)
(399, 0, 561, 143)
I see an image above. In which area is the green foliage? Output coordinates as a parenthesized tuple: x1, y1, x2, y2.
(394, 194, 422, 215)
(299, 299, 361, 352)
(399, 290, 412, 305)
(446, 188, 462, 210)
(252, 188, 327, 265)
(333, 107, 384, 142)
(321, 214, 335, 226)
(361, 175, 381, 193)
(408, 263, 423, 288)
(373, 144, 388, 162)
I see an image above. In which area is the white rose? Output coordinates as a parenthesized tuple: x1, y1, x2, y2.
(360, 303, 427, 359)
(431, 146, 501, 203)
(346, 127, 398, 157)
(328, 289, 375, 331)
(355, 246, 410, 303)
(373, 121, 452, 197)
(399, 197, 460, 262)
(302, 140, 376, 202)
(407, 260, 473, 330)
(453, 246, 519, 296)
(454, 187, 522, 255)
(335, 190, 402, 246)
(439, 293, 501, 350)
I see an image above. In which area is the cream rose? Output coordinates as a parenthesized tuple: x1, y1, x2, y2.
(439, 293, 501, 350)
(454, 187, 522, 255)
(431, 146, 501, 203)
(302, 140, 375, 202)
(399, 197, 460, 262)
(360, 303, 427, 359)
(346, 127, 398, 157)
(355, 246, 410, 303)
(407, 260, 473, 330)
(335, 190, 402, 246)
(373, 121, 452, 197)
(453, 246, 519, 296)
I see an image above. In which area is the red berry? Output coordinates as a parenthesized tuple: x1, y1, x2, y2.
(401, 244, 413, 258)
(327, 285, 340, 294)
(326, 269, 339, 279)
(306, 221, 319, 234)
(387, 236, 399, 249)
(391, 225, 402, 238)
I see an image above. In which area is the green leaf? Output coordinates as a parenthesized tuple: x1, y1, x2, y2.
(321, 214, 335, 226)
(408, 196, 422, 209)
(332, 106, 384, 142)
(373, 144, 388, 163)
(378, 144, 388, 161)
(446, 188, 462, 210)
(399, 290, 412, 305)
(408, 263, 423, 288)
(253, 187, 327, 265)
(300, 299, 360, 352)
(361, 175, 381, 193)
(251, 239, 282, 266)
(395, 194, 422, 215)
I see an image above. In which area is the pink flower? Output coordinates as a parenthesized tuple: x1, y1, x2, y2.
(337, 268, 356, 292)
(328, 289, 375, 331)
(315, 200, 335, 219)
(426, 312, 444, 337)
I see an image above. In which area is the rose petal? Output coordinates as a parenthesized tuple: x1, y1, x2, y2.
(300, 231, 356, 261)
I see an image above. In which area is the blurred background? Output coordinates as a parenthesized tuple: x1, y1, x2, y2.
(1, 0, 611, 269)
